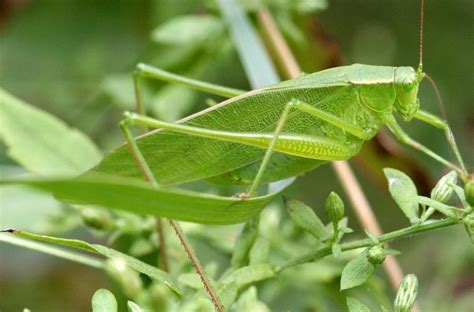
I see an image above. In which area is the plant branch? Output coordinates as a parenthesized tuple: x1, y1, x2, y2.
(278, 217, 458, 271)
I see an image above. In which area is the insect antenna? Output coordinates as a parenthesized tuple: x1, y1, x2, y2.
(418, 0, 424, 71)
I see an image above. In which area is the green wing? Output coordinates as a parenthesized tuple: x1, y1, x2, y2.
(93, 72, 368, 185)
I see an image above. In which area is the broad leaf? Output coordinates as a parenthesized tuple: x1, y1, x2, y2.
(346, 297, 370, 312)
(1, 174, 287, 224)
(0, 88, 101, 176)
(383, 168, 420, 223)
(340, 251, 375, 290)
(2, 229, 182, 296)
(92, 289, 118, 312)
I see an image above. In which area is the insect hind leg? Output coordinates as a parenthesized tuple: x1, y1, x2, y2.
(133, 63, 245, 116)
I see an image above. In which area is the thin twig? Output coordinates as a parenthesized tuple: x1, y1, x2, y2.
(168, 221, 225, 312)
(134, 74, 170, 272)
(156, 218, 169, 272)
(257, 7, 407, 294)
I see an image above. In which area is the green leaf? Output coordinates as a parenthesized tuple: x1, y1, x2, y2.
(92, 289, 118, 312)
(151, 15, 223, 46)
(127, 301, 144, 312)
(248, 236, 270, 265)
(0, 88, 102, 176)
(231, 286, 270, 312)
(231, 217, 259, 268)
(346, 297, 370, 312)
(2, 229, 182, 296)
(217, 281, 238, 310)
(221, 264, 275, 289)
(1, 174, 287, 224)
(383, 168, 420, 224)
(340, 251, 375, 290)
(285, 198, 329, 239)
(151, 85, 197, 122)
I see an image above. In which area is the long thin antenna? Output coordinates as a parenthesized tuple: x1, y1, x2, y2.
(424, 73, 447, 120)
(419, 0, 424, 70)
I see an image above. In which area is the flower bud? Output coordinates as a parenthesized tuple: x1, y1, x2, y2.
(431, 171, 457, 203)
(367, 245, 386, 265)
(463, 214, 474, 243)
(106, 259, 143, 298)
(325, 192, 345, 225)
(394, 274, 418, 312)
(465, 177, 474, 207)
(81, 208, 114, 231)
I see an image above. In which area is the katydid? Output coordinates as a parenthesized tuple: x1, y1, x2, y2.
(94, 1, 468, 198)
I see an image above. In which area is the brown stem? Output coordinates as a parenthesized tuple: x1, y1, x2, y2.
(168, 220, 225, 312)
(156, 218, 169, 272)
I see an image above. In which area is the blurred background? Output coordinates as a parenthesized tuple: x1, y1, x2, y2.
(1, 0, 473, 311)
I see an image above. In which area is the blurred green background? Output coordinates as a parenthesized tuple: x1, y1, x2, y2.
(0, 0, 473, 311)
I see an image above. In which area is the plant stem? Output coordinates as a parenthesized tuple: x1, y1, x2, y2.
(277, 218, 458, 271)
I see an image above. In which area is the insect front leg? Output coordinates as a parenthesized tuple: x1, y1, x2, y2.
(413, 110, 467, 176)
(384, 115, 466, 178)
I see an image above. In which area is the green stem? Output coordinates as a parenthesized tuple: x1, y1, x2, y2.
(277, 218, 458, 271)
(416, 195, 460, 217)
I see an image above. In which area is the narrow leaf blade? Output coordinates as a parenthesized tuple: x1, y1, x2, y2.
(3, 229, 182, 296)
(1, 174, 287, 224)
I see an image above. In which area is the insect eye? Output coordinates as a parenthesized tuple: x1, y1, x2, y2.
(403, 79, 417, 91)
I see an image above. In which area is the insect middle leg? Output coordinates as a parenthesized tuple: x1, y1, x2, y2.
(413, 110, 467, 176)
(384, 114, 466, 178)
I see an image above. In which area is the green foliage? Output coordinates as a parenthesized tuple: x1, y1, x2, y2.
(285, 198, 329, 239)
(384, 168, 420, 224)
(340, 251, 375, 290)
(2, 229, 181, 295)
(0, 0, 472, 311)
(92, 289, 118, 312)
(0, 88, 101, 176)
(346, 297, 371, 312)
(1, 174, 285, 224)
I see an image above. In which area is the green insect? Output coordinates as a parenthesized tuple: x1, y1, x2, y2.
(94, 1, 468, 199)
